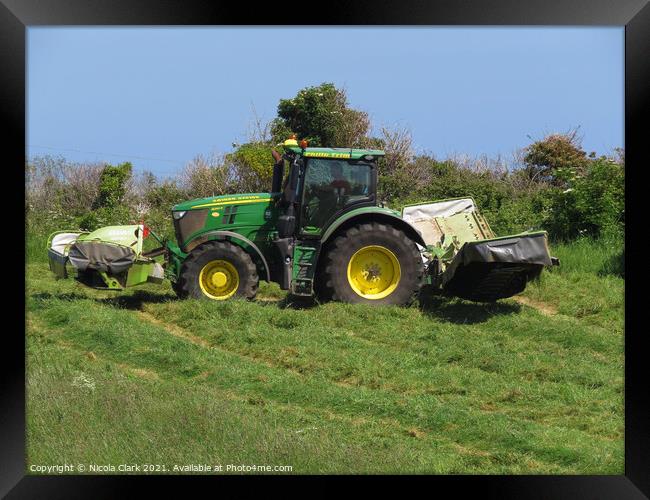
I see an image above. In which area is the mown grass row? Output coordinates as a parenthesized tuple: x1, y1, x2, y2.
(25, 234, 624, 473)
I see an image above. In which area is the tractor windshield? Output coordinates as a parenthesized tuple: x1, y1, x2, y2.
(300, 159, 373, 233)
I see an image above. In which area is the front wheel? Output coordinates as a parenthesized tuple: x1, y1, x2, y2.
(317, 222, 423, 305)
(175, 241, 258, 300)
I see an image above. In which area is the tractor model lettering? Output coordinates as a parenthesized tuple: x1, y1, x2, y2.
(303, 151, 351, 158)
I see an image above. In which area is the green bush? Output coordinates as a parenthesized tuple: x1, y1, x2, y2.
(543, 158, 624, 240)
(94, 162, 133, 209)
(142, 207, 176, 242)
(76, 205, 134, 231)
(145, 180, 186, 210)
(378, 149, 624, 242)
(484, 193, 550, 235)
(227, 142, 274, 190)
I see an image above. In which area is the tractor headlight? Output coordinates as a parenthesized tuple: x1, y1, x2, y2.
(172, 210, 187, 220)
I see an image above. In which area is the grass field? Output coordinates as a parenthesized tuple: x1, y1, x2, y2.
(25, 235, 624, 474)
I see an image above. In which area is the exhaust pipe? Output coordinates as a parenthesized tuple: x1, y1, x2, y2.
(271, 149, 284, 193)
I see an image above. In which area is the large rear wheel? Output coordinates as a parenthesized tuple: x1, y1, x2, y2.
(175, 241, 258, 300)
(318, 223, 423, 305)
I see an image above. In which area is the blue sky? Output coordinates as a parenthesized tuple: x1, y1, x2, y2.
(27, 27, 623, 177)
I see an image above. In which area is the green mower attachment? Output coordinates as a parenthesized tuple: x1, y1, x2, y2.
(47, 224, 165, 290)
(403, 197, 558, 301)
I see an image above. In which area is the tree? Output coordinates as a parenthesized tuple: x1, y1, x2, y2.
(523, 129, 588, 185)
(271, 83, 370, 147)
(93, 162, 133, 209)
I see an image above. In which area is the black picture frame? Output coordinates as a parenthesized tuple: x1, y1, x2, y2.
(2, 1, 647, 497)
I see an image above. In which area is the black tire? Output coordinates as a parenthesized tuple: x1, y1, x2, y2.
(170, 278, 183, 297)
(175, 240, 258, 300)
(317, 222, 423, 306)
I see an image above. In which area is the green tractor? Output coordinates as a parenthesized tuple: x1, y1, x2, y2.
(47, 137, 557, 305)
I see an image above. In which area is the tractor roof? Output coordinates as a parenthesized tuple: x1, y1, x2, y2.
(285, 146, 385, 160)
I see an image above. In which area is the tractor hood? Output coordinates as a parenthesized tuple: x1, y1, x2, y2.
(172, 193, 274, 212)
(170, 192, 279, 252)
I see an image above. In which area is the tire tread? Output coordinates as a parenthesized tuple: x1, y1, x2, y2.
(175, 240, 258, 300)
(317, 222, 423, 305)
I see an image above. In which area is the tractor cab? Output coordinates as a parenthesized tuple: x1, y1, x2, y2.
(267, 138, 392, 295)
(272, 137, 385, 240)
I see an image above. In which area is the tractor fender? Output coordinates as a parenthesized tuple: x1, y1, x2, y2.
(184, 230, 270, 282)
(321, 207, 427, 248)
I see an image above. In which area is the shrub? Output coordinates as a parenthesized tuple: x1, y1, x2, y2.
(522, 130, 589, 185)
(226, 142, 274, 192)
(26, 156, 102, 215)
(76, 205, 134, 231)
(179, 154, 238, 198)
(94, 162, 133, 209)
(543, 158, 624, 240)
(380, 155, 515, 214)
(484, 189, 554, 235)
(142, 207, 176, 242)
(144, 179, 186, 210)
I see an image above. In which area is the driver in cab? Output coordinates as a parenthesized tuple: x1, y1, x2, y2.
(329, 163, 351, 202)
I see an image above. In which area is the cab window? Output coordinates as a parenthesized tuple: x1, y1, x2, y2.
(300, 159, 373, 233)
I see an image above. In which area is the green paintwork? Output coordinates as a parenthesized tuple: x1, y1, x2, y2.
(284, 146, 385, 160)
(166, 240, 185, 259)
(166, 248, 184, 283)
(85, 261, 157, 290)
(125, 262, 156, 287)
(291, 244, 318, 295)
(437, 212, 493, 247)
(171, 193, 280, 278)
(426, 244, 455, 261)
(97, 271, 122, 290)
(77, 225, 143, 255)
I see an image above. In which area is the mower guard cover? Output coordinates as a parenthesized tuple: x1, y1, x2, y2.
(68, 241, 136, 274)
(47, 225, 162, 288)
(441, 232, 552, 287)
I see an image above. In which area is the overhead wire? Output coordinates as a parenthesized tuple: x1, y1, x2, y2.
(26, 144, 187, 174)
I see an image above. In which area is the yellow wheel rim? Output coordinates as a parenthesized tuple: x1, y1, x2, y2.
(347, 245, 401, 300)
(198, 260, 239, 300)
